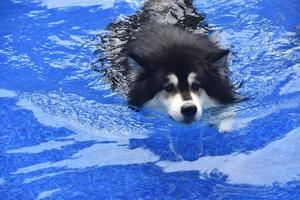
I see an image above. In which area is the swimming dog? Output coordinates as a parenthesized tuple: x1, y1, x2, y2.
(95, 0, 242, 123)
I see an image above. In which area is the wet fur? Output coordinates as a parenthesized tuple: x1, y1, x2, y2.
(95, 0, 242, 122)
(127, 23, 238, 107)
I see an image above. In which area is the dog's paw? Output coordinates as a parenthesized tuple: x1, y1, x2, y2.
(217, 118, 235, 133)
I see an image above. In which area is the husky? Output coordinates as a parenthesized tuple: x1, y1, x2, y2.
(95, 0, 242, 124)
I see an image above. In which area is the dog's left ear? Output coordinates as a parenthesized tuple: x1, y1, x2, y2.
(209, 49, 230, 77)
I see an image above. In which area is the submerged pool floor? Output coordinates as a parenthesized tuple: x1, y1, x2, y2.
(1, 0, 300, 199)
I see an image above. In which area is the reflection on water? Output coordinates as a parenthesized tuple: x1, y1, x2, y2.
(1, 85, 300, 190)
(36, 189, 61, 200)
(7, 91, 158, 174)
(39, 0, 140, 9)
(0, 89, 17, 98)
(214, 95, 300, 132)
(0, 178, 5, 185)
(1, 0, 300, 198)
(279, 64, 300, 95)
(158, 127, 300, 185)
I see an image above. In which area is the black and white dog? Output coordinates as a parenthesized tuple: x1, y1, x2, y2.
(95, 0, 242, 124)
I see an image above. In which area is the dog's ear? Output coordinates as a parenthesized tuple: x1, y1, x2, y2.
(128, 52, 145, 70)
(127, 52, 145, 80)
(209, 49, 229, 64)
(215, 49, 229, 66)
(209, 49, 230, 77)
(128, 56, 143, 72)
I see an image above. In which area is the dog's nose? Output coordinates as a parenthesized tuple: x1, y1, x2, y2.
(181, 104, 197, 118)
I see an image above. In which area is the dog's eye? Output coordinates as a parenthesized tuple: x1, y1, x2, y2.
(164, 84, 175, 93)
(191, 83, 201, 91)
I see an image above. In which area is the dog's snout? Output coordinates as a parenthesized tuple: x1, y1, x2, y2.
(181, 104, 197, 117)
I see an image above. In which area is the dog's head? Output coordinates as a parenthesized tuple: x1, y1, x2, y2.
(126, 24, 240, 123)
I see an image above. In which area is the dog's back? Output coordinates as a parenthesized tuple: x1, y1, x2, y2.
(142, 0, 204, 29)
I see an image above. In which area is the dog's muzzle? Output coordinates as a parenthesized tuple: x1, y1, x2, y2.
(181, 103, 197, 123)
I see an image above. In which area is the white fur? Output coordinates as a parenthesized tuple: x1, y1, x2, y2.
(187, 72, 197, 85)
(168, 74, 178, 86)
(144, 72, 217, 122)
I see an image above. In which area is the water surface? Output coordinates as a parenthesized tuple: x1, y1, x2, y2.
(1, 0, 300, 199)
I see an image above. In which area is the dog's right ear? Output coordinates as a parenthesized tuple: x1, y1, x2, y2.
(209, 49, 230, 64)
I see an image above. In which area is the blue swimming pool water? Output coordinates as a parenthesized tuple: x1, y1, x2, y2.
(1, 0, 300, 199)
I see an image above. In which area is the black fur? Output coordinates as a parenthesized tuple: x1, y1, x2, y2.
(95, 0, 241, 109)
(127, 23, 237, 106)
(94, 0, 206, 94)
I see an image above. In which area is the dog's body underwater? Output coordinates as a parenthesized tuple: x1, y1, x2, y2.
(96, 0, 241, 123)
